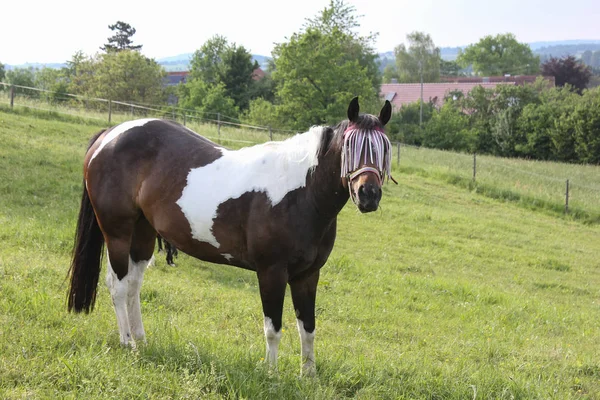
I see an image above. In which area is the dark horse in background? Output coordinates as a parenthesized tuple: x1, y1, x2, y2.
(68, 97, 393, 376)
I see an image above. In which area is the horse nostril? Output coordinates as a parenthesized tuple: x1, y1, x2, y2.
(358, 185, 366, 196)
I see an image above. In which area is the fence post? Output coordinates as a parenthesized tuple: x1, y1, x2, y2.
(10, 85, 15, 108)
(565, 179, 570, 214)
(108, 100, 112, 123)
(396, 142, 400, 167)
(473, 153, 477, 182)
(130, 104, 134, 117)
(183, 113, 186, 126)
(269, 126, 273, 141)
(217, 113, 221, 140)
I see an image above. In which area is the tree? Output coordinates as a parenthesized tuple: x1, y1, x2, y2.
(93, 50, 165, 103)
(35, 67, 69, 102)
(457, 33, 539, 76)
(189, 35, 228, 84)
(516, 86, 579, 161)
(5, 68, 36, 94)
(0, 62, 5, 82)
(178, 79, 239, 120)
(385, 101, 434, 144)
(422, 102, 475, 151)
(271, 0, 380, 129)
(242, 97, 282, 128)
(101, 21, 143, 52)
(572, 87, 600, 163)
(187, 35, 258, 110)
(541, 56, 592, 94)
(440, 59, 463, 77)
(382, 65, 398, 83)
(64, 51, 98, 96)
(304, 0, 381, 92)
(393, 32, 440, 83)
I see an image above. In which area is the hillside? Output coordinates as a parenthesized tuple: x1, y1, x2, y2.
(2, 108, 600, 398)
(5, 40, 599, 72)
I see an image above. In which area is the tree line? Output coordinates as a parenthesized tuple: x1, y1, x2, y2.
(389, 82, 600, 164)
(1, 1, 599, 164)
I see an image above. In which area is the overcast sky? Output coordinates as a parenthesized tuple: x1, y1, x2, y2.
(2, 0, 599, 65)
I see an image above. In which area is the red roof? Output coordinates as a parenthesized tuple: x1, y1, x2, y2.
(380, 82, 516, 110)
(252, 67, 265, 81)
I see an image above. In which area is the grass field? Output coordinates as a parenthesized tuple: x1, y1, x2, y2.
(2, 108, 600, 398)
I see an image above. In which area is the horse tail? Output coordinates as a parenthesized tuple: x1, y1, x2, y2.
(67, 129, 106, 313)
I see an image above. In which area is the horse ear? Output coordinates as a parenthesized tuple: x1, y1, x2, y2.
(347, 97, 359, 122)
(378, 100, 392, 126)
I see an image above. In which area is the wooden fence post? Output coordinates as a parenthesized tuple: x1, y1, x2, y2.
(396, 142, 400, 167)
(183, 113, 186, 126)
(10, 85, 15, 108)
(217, 113, 221, 140)
(565, 179, 570, 214)
(108, 100, 112, 123)
(269, 126, 273, 141)
(473, 153, 477, 182)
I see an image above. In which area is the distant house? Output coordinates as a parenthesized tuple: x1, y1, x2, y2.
(165, 71, 189, 87)
(380, 82, 512, 110)
(251, 67, 265, 81)
(380, 76, 554, 111)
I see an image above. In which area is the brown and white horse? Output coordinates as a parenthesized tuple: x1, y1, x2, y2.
(68, 97, 393, 375)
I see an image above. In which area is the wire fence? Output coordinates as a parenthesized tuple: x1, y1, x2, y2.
(2, 82, 600, 220)
(394, 144, 600, 219)
(0, 82, 298, 141)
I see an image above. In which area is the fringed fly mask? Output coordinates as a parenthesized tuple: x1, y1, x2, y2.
(341, 124, 393, 185)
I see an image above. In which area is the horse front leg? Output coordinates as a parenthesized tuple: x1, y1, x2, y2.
(289, 269, 319, 376)
(257, 266, 288, 370)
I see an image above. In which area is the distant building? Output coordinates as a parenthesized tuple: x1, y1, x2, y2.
(380, 76, 554, 110)
(165, 71, 189, 87)
(251, 67, 265, 81)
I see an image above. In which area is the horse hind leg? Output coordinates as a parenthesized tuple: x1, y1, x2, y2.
(126, 217, 158, 343)
(104, 235, 135, 346)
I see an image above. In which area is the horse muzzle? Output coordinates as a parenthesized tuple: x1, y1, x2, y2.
(356, 182, 382, 213)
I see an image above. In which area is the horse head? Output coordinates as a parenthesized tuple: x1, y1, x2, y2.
(340, 97, 393, 213)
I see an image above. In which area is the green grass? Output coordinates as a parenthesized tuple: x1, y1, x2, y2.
(396, 146, 600, 223)
(2, 108, 600, 398)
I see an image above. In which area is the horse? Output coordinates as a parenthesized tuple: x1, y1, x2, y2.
(67, 97, 393, 376)
(156, 235, 178, 266)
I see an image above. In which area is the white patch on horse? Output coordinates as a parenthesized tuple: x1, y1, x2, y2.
(264, 316, 282, 367)
(127, 256, 152, 342)
(89, 118, 158, 166)
(222, 253, 234, 262)
(176, 127, 324, 248)
(297, 319, 316, 376)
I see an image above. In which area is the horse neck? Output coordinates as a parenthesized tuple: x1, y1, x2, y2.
(307, 139, 349, 219)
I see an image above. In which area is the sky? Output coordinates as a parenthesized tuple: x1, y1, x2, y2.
(2, 0, 599, 65)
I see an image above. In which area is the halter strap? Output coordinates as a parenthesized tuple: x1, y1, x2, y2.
(348, 166, 382, 186)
